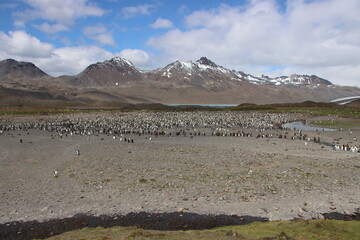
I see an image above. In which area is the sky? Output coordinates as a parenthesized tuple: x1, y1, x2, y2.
(0, 0, 359, 87)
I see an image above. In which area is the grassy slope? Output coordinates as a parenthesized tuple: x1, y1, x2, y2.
(39, 219, 360, 240)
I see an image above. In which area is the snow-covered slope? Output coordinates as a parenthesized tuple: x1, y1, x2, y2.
(234, 73, 332, 87)
(159, 57, 232, 78)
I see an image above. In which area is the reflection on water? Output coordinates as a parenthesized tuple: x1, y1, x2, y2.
(282, 121, 337, 131)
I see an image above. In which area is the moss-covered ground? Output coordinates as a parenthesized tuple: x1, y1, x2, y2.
(38, 219, 360, 240)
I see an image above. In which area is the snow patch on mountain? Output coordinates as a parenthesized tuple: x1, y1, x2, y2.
(238, 73, 332, 87)
(161, 57, 232, 78)
(107, 57, 134, 67)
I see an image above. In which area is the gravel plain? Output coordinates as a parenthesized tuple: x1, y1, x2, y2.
(0, 111, 359, 226)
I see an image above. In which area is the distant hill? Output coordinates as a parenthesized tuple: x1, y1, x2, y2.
(0, 59, 49, 80)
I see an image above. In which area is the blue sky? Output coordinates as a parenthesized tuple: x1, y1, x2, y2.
(0, 0, 359, 87)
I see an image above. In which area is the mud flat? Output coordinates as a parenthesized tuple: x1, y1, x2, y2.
(0, 112, 359, 239)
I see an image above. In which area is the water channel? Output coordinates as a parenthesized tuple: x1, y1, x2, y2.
(282, 121, 337, 131)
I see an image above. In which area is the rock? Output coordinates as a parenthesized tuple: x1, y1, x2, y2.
(197, 196, 207, 202)
(177, 207, 188, 213)
(219, 196, 227, 201)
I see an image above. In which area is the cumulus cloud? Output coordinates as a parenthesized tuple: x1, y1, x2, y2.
(118, 49, 151, 68)
(119, 4, 154, 19)
(37, 45, 114, 76)
(148, 0, 360, 86)
(0, 30, 53, 58)
(14, 0, 105, 28)
(150, 18, 173, 29)
(83, 25, 116, 46)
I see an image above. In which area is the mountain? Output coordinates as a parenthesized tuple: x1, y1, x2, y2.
(1, 57, 360, 107)
(0, 59, 49, 81)
(63, 57, 332, 90)
(146, 57, 246, 90)
(0, 59, 73, 107)
(240, 73, 332, 86)
(147, 57, 333, 90)
(65, 57, 145, 87)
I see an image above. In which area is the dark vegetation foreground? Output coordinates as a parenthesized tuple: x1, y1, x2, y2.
(38, 219, 360, 240)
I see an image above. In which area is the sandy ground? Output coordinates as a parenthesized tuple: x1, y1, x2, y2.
(0, 112, 359, 225)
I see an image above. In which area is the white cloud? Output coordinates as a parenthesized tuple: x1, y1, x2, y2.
(118, 49, 151, 68)
(83, 25, 107, 35)
(83, 25, 116, 46)
(14, 0, 105, 28)
(150, 18, 173, 29)
(35, 23, 69, 34)
(119, 4, 154, 19)
(147, 0, 360, 87)
(37, 45, 114, 76)
(0, 30, 53, 58)
(92, 34, 116, 46)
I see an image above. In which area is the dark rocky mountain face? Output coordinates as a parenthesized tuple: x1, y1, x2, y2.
(0, 59, 49, 80)
(196, 57, 218, 67)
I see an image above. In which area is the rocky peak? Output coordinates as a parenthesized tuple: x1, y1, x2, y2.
(107, 57, 134, 67)
(83, 57, 138, 74)
(0, 58, 49, 79)
(1, 59, 37, 69)
(2, 59, 18, 65)
(196, 57, 218, 67)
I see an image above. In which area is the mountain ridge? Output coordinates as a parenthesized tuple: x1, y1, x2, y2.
(0, 57, 338, 88)
(1, 57, 360, 107)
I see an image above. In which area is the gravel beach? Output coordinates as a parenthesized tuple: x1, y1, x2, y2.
(0, 111, 359, 226)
